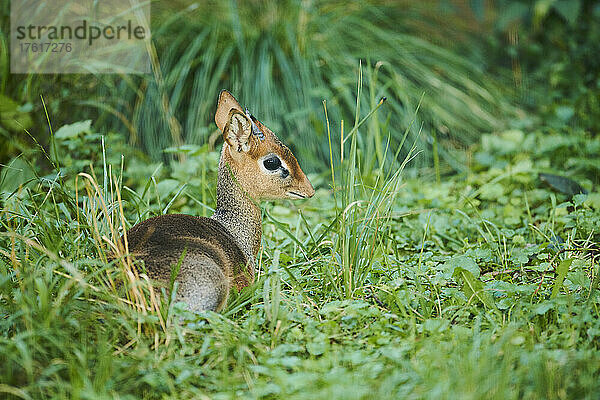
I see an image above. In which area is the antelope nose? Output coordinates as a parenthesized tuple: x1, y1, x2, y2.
(305, 180, 315, 198)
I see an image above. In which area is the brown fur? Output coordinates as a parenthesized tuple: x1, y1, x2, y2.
(124, 90, 314, 312)
(126, 214, 252, 289)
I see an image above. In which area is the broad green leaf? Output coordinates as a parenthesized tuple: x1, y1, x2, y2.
(453, 267, 496, 309)
(55, 120, 92, 139)
(532, 301, 555, 315)
(550, 258, 574, 298)
(441, 255, 480, 278)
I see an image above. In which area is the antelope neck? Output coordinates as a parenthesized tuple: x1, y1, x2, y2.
(210, 153, 262, 264)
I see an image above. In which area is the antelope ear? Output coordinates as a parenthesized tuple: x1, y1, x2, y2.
(215, 90, 244, 132)
(223, 110, 254, 153)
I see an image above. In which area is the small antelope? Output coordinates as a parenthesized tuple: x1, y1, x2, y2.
(125, 90, 315, 312)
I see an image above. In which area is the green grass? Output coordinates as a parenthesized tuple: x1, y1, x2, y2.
(1, 85, 599, 399)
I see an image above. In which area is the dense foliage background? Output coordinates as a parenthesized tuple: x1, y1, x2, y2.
(1, 0, 599, 398)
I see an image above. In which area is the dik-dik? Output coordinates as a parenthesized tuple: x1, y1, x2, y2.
(125, 90, 314, 312)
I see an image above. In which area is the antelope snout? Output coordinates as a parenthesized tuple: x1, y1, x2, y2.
(305, 181, 315, 198)
(301, 178, 315, 199)
(286, 178, 315, 199)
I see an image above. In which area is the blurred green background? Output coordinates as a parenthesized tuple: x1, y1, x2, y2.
(2, 0, 598, 180)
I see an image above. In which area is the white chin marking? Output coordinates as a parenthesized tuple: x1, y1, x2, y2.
(287, 191, 305, 199)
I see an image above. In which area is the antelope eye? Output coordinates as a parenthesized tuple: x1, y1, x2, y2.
(263, 157, 281, 171)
